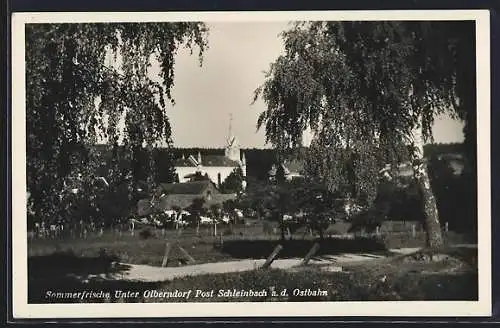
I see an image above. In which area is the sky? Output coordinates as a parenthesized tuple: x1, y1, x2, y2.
(154, 22, 464, 149)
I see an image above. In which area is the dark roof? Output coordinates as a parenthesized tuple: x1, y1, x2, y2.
(201, 155, 239, 167)
(161, 195, 200, 211)
(158, 181, 219, 195)
(173, 154, 240, 167)
(137, 192, 237, 214)
(174, 158, 196, 167)
(137, 195, 199, 215)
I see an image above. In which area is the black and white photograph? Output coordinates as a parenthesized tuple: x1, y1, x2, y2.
(11, 10, 491, 318)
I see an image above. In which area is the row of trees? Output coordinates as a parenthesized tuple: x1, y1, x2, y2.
(226, 153, 473, 241)
(228, 176, 340, 240)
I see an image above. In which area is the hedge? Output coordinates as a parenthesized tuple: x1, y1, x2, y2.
(219, 237, 389, 259)
(219, 232, 472, 259)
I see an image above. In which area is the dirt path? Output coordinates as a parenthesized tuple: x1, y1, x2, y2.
(85, 248, 421, 283)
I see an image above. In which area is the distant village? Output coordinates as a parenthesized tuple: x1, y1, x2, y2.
(136, 132, 307, 217)
(68, 131, 465, 219)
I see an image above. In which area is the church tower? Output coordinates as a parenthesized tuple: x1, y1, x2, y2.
(225, 113, 241, 162)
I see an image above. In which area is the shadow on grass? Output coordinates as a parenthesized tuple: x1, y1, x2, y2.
(220, 236, 393, 259)
(28, 250, 162, 303)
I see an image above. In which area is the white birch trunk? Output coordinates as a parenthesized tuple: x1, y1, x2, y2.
(411, 117, 444, 248)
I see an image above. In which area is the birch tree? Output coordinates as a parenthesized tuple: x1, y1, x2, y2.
(26, 23, 208, 223)
(254, 21, 476, 247)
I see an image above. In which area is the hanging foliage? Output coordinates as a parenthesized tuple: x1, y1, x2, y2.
(26, 22, 209, 222)
(254, 21, 475, 247)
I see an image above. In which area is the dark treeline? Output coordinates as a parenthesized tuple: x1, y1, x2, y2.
(171, 148, 224, 158)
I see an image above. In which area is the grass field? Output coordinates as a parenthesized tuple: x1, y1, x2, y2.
(28, 220, 473, 267)
(28, 222, 273, 267)
(27, 217, 477, 304)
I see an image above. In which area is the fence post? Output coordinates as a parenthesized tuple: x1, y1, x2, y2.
(261, 244, 283, 269)
(161, 242, 171, 267)
(301, 243, 320, 266)
(411, 224, 416, 238)
(178, 246, 195, 264)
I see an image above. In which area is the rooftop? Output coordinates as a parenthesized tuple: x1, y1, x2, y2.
(158, 180, 219, 195)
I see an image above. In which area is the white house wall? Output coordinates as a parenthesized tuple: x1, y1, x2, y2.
(175, 166, 198, 183)
(202, 166, 238, 185)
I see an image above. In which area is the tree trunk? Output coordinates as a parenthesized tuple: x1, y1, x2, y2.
(412, 119, 444, 248)
(319, 228, 324, 241)
(417, 167, 443, 247)
(280, 219, 286, 241)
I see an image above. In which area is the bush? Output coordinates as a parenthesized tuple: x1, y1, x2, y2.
(324, 229, 343, 236)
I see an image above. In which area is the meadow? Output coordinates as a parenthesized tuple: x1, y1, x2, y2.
(27, 217, 477, 304)
(27, 219, 472, 267)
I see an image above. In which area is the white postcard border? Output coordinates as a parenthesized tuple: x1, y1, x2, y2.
(11, 10, 491, 319)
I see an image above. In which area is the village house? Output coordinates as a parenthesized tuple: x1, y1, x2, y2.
(137, 180, 236, 216)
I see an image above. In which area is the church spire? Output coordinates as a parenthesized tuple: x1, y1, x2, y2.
(225, 113, 240, 162)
